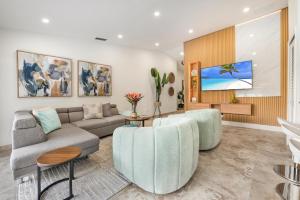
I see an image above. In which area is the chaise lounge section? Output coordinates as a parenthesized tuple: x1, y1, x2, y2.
(10, 104, 126, 180)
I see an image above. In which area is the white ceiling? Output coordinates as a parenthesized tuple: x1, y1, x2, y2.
(0, 0, 287, 61)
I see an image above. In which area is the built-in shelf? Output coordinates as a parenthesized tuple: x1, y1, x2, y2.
(189, 62, 201, 103)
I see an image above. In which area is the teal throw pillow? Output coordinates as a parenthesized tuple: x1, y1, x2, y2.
(36, 109, 61, 134)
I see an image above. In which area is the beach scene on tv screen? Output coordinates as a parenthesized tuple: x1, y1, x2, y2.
(201, 60, 253, 91)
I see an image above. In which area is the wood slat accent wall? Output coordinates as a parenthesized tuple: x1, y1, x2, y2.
(184, 8, 288, 126)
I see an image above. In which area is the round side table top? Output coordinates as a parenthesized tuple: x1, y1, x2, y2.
(37, 146, 81, 168)
(125, 116, 151, 121)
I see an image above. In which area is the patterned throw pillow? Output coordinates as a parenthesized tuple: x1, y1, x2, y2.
(83, 104, 103, 119)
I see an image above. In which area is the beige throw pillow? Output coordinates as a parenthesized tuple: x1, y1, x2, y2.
(83, 104, 103, 119)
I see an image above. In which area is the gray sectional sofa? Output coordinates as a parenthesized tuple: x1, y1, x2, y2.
(10, 104, 126, 180)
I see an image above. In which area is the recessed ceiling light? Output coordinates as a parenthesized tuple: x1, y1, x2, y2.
(252, 51, 257, 56)
(253, 64, 258, 67)
(117, 34, 123, 39)
(180, 52, 184, 56)
(41, 18, 50, 24)
(243, 7, 250, 13)
(155, 42, 160, 47)
(249, 33, 254, 38)
(154, 11, 160, 17)
(188, 29, 194, 34)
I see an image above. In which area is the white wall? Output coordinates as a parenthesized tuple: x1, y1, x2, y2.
(288, 0, 300, 123)
(295, 0, 300, 123)
(0, 29, 179, 146)
(235, 11, 280, 97)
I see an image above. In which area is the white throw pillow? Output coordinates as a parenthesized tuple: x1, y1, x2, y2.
(83, 104, 103, 119)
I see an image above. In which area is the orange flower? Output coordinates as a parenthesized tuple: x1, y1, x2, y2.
(125, 92, 143, 104)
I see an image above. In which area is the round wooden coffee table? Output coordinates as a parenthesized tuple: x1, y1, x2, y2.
(36, 146, 81, 200)
(125, 116, 151, 127)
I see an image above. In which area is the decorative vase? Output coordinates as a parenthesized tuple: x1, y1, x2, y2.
(131, 102, 138, 118)
(153, 101, 162, 117)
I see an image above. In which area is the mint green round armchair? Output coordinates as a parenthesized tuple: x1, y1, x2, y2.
(113, 117, 199, 194)
(169, 109, 222, 150)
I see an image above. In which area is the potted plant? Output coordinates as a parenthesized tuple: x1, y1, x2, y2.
(150, 68, 169, 116)
(229, 93, 239, 104)
(125, 92, 143, 118)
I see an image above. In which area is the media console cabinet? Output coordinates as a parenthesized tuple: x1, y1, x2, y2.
(187, 103, 252, 115)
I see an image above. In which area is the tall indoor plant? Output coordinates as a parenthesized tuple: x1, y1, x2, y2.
(150, 68, 169, 116)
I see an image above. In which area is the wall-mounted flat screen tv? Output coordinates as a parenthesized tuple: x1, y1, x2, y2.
(200, 60, 253, 91)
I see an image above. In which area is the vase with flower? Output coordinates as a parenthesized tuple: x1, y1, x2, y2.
(125, 92, 143, 118)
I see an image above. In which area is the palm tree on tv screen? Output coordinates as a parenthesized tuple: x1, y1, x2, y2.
(219, 64, 252, 85)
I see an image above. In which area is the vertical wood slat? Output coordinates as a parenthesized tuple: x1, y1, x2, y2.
(184, 8, 288, 126)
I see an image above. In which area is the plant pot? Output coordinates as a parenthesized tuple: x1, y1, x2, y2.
(153, 101, 162, 117)
(131, 112, 138, 118)
(154, 101, 162, 107)
(131, 102, 138, 118)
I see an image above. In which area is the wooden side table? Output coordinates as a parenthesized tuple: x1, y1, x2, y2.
(36, 146, 81, 200)
(125, 116, 151, 127)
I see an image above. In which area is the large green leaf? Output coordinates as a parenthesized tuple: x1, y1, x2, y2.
(161, 73, 168, 87)
(151, 68, 158, 78)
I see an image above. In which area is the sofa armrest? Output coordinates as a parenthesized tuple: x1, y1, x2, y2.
(12, 112, 47, 149)
(13, 111, 37, 129)
(113, 127, 154, 183)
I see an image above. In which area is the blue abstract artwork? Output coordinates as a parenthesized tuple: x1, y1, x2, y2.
(17, 51, 72, 97)
(78, 61, 112, 96)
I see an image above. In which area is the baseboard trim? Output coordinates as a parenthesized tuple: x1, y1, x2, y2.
(222, 120, 282, 132)
(0, 144, 12, 152)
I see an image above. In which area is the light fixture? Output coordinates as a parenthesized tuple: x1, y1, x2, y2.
(41, 18, 50, 24)
(253, 64, 258, 67)
(252, 51, 257, 56)
(249, 33, 254, 38)
(243, 7, 250, 13)
(188, 29, 194, 34)
(117, 34, 123, 39)
(155, 42, 160, 47)
(154, 11, 160, 17)
(180, 51, 184, 56)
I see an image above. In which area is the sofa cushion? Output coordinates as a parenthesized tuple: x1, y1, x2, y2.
(10, 126, 99, 170)
(69, 107, 84, 122)
(72, 115, 126, 130)
(83, 104, 103, 119)
(12, 124, 47, 149)
(56, 108, 70, 124)
(111, 107, 119, 116)
(102, 103, 112, 117)
(13, 111, 37, 129)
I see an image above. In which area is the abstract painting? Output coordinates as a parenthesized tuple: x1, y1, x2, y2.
(78, 60, 112, 96)
(17, 51, 72, 97)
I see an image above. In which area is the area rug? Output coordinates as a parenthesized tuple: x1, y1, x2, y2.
(18, 158, 130, 200)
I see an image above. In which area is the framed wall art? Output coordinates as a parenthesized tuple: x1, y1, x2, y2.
(78, 60, 112, 96)
(17, 50, 72, 97)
